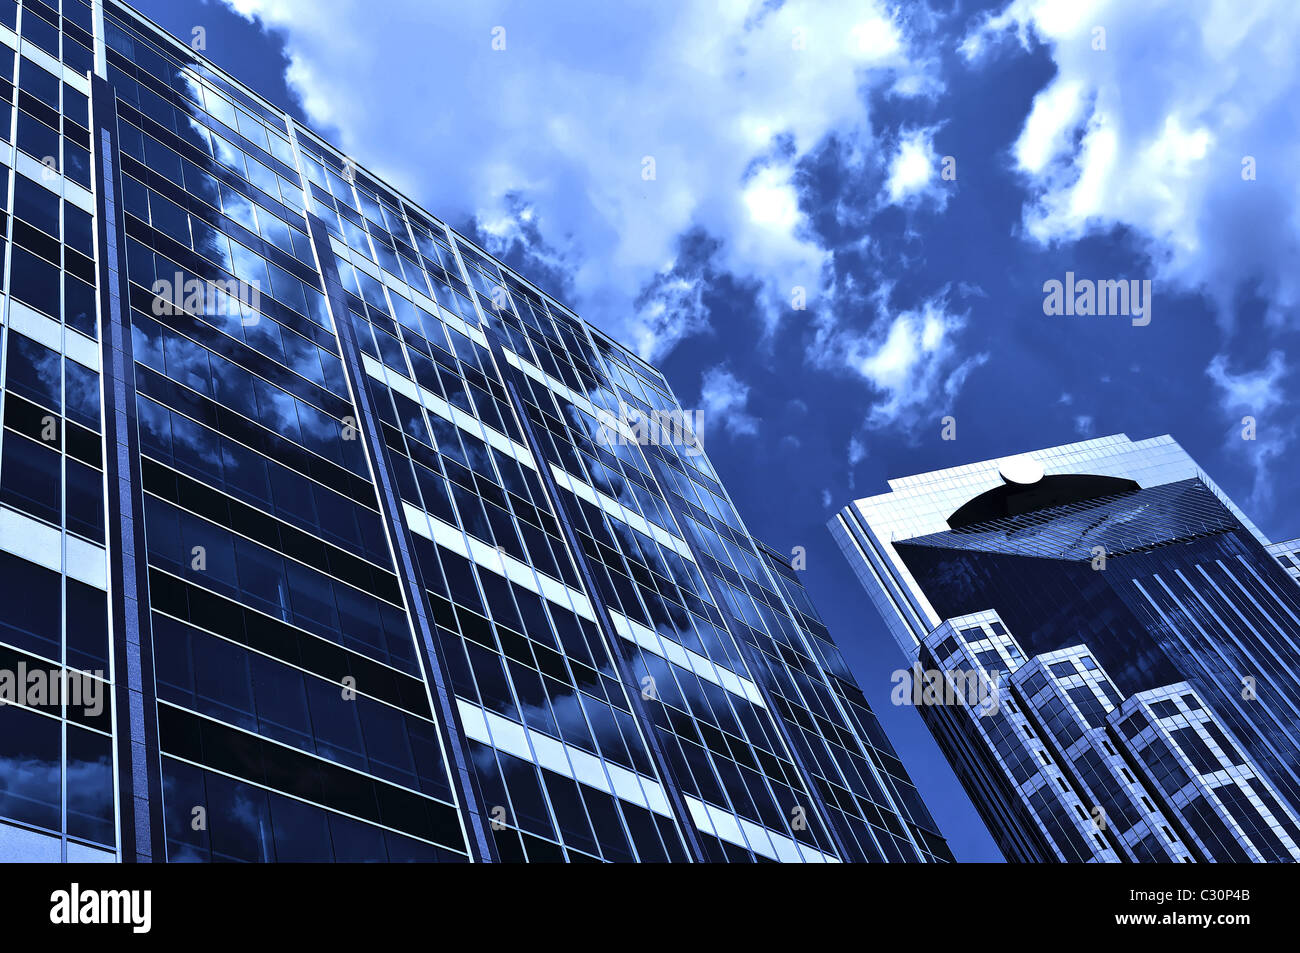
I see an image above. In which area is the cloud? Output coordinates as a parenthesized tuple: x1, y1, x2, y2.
(1206, 349, 1292, 509)
(846, 435, 869, 490)
(629, 228, 725, 359)
(698, 365, 760, 440)
(964, 0, 1300, 326)
(1074, 414, 1096, 436)
(1207, 351, 1288, 415)
(222, 0, 942, 359)
(808, 287, 989, 432)
(883, 126, 946, 207)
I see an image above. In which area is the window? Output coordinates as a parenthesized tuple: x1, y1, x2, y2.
(65, 275, 97, 337)
(8, 247, 60, 316)
(1201, 720, 1242, 765)
(0, 432, 61, 525)
(12, 174, 60, 237)
(0, 704, 61, 831)
(0, 551, 61, 659)
(5, 333, 62, 410)
(65, 456, 105, 542)
(1120, 710, 1150, 737)
(1149, 699, 1181, 719)
(66, 726, 114, 844)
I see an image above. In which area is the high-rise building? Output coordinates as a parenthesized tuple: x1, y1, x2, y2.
(832, 434, 1300, 862)
(0, 0, 949, 863)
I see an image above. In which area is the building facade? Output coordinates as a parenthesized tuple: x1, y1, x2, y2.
(0, 0, 949, 863)
(833, 434, 1300, 862)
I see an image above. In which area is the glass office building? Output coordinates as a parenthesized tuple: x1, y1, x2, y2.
(0, 0, 950, 863)
(832, 434, 1300, 862)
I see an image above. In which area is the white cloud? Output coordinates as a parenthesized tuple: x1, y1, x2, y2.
(1207, 350, 1291, 509)
(1208, 351, 1288, 416)
(222, 0, 940, 358)
(964, 0, 1300, 325)
(631, 268, 713, 363)
(698, 365, 759, 440)
(809, 288, 988, 431)
(883, 126, 945, 207)
(846, 435, 869, 490)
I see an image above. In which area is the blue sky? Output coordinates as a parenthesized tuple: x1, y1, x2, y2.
(132, 0, 1300, 861)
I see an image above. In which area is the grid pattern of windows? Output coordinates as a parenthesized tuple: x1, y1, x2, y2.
(913, 612, 1296, 862)
(0, 0, 111, 862)
(837, 431, 1300, 862)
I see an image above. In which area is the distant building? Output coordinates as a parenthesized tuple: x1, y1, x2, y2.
(833, 434, 1300, 862)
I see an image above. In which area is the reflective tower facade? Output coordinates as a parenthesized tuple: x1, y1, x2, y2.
(0, 0, 949, 863)
(833, 434, 1300, 862)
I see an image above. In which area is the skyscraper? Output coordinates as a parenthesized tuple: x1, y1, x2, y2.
(0, 0, 948, 863)
(832, 434, 1300, 862)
